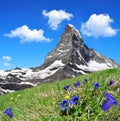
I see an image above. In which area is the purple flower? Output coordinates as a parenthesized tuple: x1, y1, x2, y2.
(59, 100, 69, 111)
(74, 81, 80, 88)
(3, 108, 13, 118)
(69, 95, 79, 105)
(94, 82, 100, 89)
(109, 80, 114, 86)
(63, 85, 72, 91)
(102, 93, 118, 111)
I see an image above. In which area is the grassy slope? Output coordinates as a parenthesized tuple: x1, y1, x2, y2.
(0, 67, 120, 121)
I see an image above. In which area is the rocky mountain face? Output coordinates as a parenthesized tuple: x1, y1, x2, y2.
(0, 24, 119, 95)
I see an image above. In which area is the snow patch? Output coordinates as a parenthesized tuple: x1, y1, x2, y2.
(19, 82, 37, 86)
(58, 48, 70, 53)
(46, 55, 52, 59)
(0, 70, 7, 79)
(72, 68, 86, 74)
(76, 48, 87, 65)
(25, 60, 65, 79)
(0, 87, 15, 93)
(76, 60, 112, 72)
(0, 68, 32, 80)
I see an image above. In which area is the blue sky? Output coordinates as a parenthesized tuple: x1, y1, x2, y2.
(0, 0, 120, 70)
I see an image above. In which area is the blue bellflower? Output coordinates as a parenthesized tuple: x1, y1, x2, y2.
(3, 108, 13, 118)
(63, 85, 72, 91)
(94, 82, 100, 89)
(69, 95, 79, 105)
(74, 81, 80, 88)
(109, 80, 114, 86)
(59, 100, 69, 111)
(102, 93, 118, 111)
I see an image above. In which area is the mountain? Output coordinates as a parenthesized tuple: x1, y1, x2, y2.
(0, 24, 119, 95)
(36, 24, 119, 80)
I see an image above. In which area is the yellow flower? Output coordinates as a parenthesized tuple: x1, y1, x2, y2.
(17, 94, 21, 97)
(65, 95, 70, 100)
(10, 97, 14, 101)
(82, 116, 87, 121)
(99, 110, 103, 116)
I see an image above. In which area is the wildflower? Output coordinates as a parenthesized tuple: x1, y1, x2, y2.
(3, 108, 13, 118)
(65, 95, 70, 100)
(102, 93, 118, 111)
(59, 100, 70, 111)
(74, 81, 80, 88)
(69, 95, 79, 105)
(82, 116, 87, 121)
(109, 80, 114, 86)
(10, 97, 14, 101)
(94, 82, 100, 89)
(17, 94, 21, 97)
(63, 85, 72, 91)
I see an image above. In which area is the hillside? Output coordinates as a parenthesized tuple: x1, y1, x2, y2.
(0, 67, 120, 121)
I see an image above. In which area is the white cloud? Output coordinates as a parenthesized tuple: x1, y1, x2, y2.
(3, 62, 11, 66)
(43, 10, 73, 30)
(1, 56, 12, 67)
(4, 25, 51, 43)
(80, 14, 117, 38)
(2, 56, 12, 61)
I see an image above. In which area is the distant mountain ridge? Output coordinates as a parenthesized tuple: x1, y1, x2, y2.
(0, 24, 119, 95)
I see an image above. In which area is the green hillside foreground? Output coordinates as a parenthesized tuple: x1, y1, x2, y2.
(0, 68, 120, 121)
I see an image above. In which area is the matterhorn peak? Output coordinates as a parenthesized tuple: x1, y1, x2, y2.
(44, 24, 85, 66)
(0, 24, 119, 95)
(65, 24, 82, 38)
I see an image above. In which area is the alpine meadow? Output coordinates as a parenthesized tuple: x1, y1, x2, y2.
(0, 67, 120, 120)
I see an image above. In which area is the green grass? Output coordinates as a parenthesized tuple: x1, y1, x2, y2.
(0, 67, 120, 121)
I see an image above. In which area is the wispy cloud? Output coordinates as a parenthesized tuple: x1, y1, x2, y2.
(2, 56, 12, 61)
(80, 14, 118, 38)
(1, 56, 12, 67)
(4, 25, 51, 43)
(42, 10, 73, 30)
(3, 62, 11, 66)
